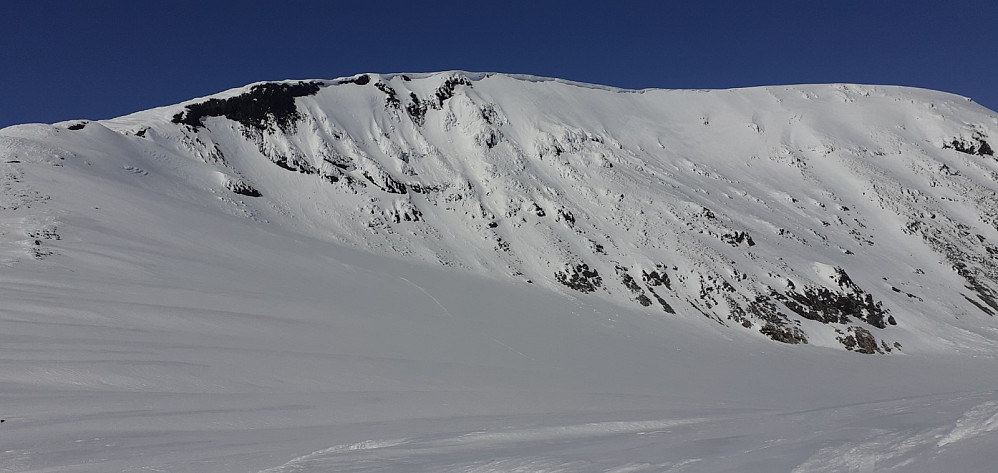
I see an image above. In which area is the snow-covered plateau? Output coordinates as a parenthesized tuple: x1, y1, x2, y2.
(1, 71, 997, 471)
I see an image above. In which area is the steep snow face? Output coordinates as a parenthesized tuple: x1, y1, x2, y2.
(4, 72, 998, 353)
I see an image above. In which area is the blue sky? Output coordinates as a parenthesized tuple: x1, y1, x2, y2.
(2, 0, 996, 128)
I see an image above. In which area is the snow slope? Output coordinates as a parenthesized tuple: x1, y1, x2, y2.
(1, 72, 998, 471)
(13, 70, 998, 354)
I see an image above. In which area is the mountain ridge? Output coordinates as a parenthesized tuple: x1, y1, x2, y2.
(3, 71, 998, 355)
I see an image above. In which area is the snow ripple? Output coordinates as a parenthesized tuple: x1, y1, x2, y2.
(259, 418, 708, 473)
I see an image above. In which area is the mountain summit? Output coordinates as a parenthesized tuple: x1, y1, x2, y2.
(3, 71, 998, 354)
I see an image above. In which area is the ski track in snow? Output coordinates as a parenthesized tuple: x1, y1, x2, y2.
(398, 276, 455, 319)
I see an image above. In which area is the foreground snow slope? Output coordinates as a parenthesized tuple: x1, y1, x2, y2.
(1, 73, 998, 471)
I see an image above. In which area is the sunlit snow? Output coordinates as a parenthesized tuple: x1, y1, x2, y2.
(2, 72, 997, 472)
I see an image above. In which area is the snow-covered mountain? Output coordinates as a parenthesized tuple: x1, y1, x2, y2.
(3, 72, 998, 472)
(6, 71, 997, 354)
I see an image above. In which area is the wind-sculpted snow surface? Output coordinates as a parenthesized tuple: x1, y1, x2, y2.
(2, 72, 998, 471)
(257, 393, 998, 473)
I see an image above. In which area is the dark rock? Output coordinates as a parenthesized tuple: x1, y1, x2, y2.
(721, 230, 755, 247)
(913, 222, 998, 316)
(322, 155, 354, 171)
(837, 326, 881, 354)
(480, 104, 502, 125)
(67, 122, 87, 130)
(761, 323, 808, 344)
(963, 294, 996, 316)
(781, 286, 884, 327)
(406, 93, 427, 126)
(955, 266, 998, 316)
(641, 267, 671, 290)
(980, 140, 995, 156)
(479, 130, 501, 149)
(555, 263, 603, 293)
(337, 74, 370, 85)
(408, 183, 445, 194)
(648, 288, 675, 313)
(362, 171, 407, 194)
(272, 154, 317, 175)
(556, 209, 575, 226)
(432, 76, 473, 108)
(530, 203, 546, 217)
(26, 227, 60, 241)
(388, 204, 422, 223)
(225, 180, 261, 197)
(374, 82, 400, 109)
(744, 295, 808, 344)
(171, 81, 322, 132)
(612, 265, 676, 312)
(943, 131, 994, 156)
(616, 266, 642, 293)
(616, 265, 653, 307)
(776, 267, 891, 328)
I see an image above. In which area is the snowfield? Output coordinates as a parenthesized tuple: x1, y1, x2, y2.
(1, 72, 997, 471)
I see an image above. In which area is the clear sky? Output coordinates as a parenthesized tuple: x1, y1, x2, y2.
(2, 0, 996, 128)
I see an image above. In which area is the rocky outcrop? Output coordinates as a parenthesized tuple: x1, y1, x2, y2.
(172, 81, 322, 132)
